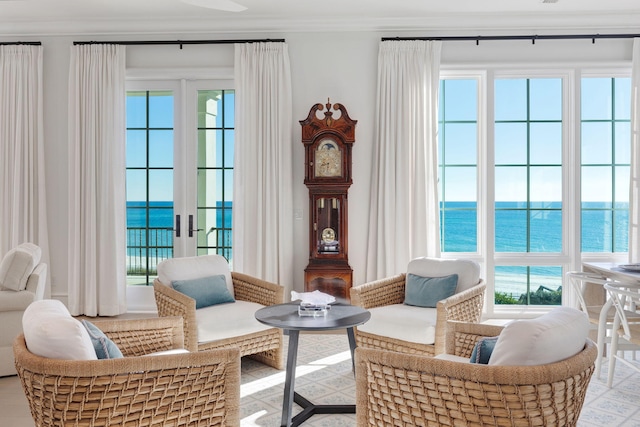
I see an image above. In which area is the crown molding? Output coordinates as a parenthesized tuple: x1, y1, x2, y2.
(0, 11, 639, 37)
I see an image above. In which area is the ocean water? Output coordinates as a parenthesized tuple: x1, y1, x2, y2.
(441, 201, 629, 254)
(441, 201, 629, 302)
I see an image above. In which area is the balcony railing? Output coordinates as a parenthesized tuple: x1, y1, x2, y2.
(126, 227, 173, 276)
(126, 226, 233, 282)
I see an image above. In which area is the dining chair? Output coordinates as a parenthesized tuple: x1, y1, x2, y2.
(566, 271, 640, 378)
(603, 281, 640, 387)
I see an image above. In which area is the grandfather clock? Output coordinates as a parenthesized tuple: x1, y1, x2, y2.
(300, 100, 356, 302)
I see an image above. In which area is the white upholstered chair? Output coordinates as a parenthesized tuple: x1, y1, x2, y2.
(153, 254, 284, 369)
(0, 242, 47, 376)
(350, 257, 486, 356)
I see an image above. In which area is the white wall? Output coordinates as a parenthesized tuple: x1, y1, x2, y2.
(30, 30, 634, 310)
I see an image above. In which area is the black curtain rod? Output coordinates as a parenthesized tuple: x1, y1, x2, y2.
(73, 38, 285, 49)
(0, 41, 41, 46)
(382, 33, 640, 45)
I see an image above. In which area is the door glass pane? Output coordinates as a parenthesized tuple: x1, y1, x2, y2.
(126, 90, 174, 285)
(196, 89, 234, 262)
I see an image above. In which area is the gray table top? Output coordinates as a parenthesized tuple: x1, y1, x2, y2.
(255, 302, 370, 331)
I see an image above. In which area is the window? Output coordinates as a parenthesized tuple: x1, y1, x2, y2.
(439, 78, 478, 253)
(580, 77, 630, 253)
(439, 69, 630, 314)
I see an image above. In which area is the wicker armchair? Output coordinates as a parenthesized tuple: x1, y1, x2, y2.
(14, 316, 240, 427)
(350, 257, 486, 356)
(355, 321, 597, 427)
(154, 254, 284, 369)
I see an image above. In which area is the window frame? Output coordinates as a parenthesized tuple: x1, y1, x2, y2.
(439, 65, 631, 318)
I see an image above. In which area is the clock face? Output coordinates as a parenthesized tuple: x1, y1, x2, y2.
(314, 139, 342, 177)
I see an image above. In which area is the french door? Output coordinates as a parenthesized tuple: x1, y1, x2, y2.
(125, 79, 234, 286)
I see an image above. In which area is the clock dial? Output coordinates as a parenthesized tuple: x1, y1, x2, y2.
(314, 139, 342, 177)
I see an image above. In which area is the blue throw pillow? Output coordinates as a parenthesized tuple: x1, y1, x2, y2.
(469, 336, 499, 364)
(404, 273, 459, 308)
(171, 274, 235, 309)
(81, 319, 124, 359)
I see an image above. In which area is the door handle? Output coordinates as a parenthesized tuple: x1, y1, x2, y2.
(174, 214, 181, 238)
(188, 215, 203, 237)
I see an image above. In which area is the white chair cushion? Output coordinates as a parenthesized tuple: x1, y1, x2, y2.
(196, 300, 273, 343)
(488, 306, 589, 366)
(157, 254, 234, 298)
(0, 243, 42, 292)
(407, 257, 480, 293)
(22, 299, 97, 360)
(356, 304, 438, 345)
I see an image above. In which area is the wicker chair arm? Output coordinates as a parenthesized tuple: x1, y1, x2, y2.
(356, 338, 596, 386)
(432, 281, 486, 354)
(153, 280, 199, 351)
(14, 333, 239, 378)
(231, 272, 284, 306)
(350, 274, 406, 309)
(90, 316, 185, 357)
(445, 320, 505, 358)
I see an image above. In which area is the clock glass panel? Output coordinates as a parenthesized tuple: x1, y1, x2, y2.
(317, 197, 340, 253)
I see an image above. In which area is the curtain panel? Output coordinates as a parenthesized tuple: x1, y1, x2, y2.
(365, 40, 443, 281)
(0, 45, 50, 297)
(630, 38, 640, 263)
(68, 44, 127, 316)
(233, 42, 294, 293)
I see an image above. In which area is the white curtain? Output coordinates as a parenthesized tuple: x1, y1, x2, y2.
(0, 45, 50, 297)
(365, 40, 442, 281)
(630, 39, 640, 263)
(233, 42, 294, 292)
(68, 44, 127, 316)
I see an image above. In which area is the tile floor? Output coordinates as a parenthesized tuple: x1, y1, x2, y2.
(1, 332, 639, 426)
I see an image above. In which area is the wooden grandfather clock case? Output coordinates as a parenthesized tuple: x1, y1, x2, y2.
(300, 100, 356, 302)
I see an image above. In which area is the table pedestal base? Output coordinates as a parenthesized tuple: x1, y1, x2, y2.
(290, 392, 355, 427)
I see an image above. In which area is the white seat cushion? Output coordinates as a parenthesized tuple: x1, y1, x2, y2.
(196, 300, 273, 343)
(356, 304, 438, 345)
(407, 257, 480, 293)
(157, 254, 235, 298)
